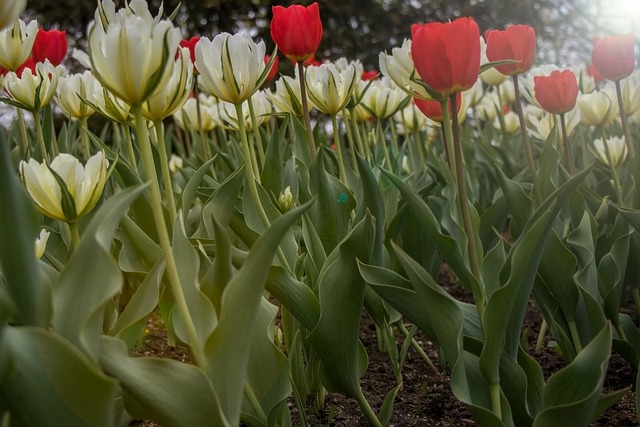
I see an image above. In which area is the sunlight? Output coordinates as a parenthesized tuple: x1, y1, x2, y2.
(594, 0, 640, 34)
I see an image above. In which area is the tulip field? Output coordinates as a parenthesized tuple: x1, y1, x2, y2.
(2, 0, 640, 426)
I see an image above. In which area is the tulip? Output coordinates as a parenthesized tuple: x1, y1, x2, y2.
(534, 70, 579, 114)
(270, 2, 322, 63)
(359, 77, 409, 120)
(0, 19, 38, 71)
(592, 34, 635, 82)
(218, 90, 272, 132)
(3, 59, 58, 112)
(88, 0, 181, 106)
(393, 101, 428, 134)
(304, 62, 358, 115)
(485, 25, 536, 76)
(593, 136, 627, 166)
(577, 91, 618, 126)
(603, 78, 640, 116)
(34, 229, 50, 259)
(414, 93, 462, 123)
(173, 96, 217, 132)
(32, 28, 68, 66)
(379, 39, 432, 101)
(55, 70, 100, 120)
(179, 36, 200, 66)
(86, 84, 132, 124)
(494, 110, 520, 134)
(268, 74, 313, 116)
(168, 154, 183, 173)
(264, 54, 279, 82)
(142, 47, 194, 121)
(195, 32, 269, 105)
(411, 17, 480, 96)
(19, 151, 109, 223)
(361, 70, 378, 81)
(0, 0, 26, 31)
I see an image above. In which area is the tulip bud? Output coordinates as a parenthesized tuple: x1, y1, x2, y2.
(278, 186, 293, 212)
(20, 152, 109, 223)
(591, 34, 635, 82)
(35, 229, 50, 259)
(270, 2, 322, 63)
(32, 28, 68, 66)
(168, 154, 184, 173)
(485, 25, 536, 76)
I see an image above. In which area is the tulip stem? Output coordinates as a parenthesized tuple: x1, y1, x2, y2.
(614, 80, 635, 159)
(559, 113, 574, 175)
(16, 109, 29, 158)
(132, 105, 206, 369)
(376, 119, 392, 170)
(68, 221, 80, 253)
(448, 94, 484, 319)
(33, 110, 49, 163)
(247, 97, 266, 168)
(297, 62, 316, 157)
(439, 99, 456, 177)
(79, 117, 92, 160)
(512, 75, 541, 204)
(490, 383, 502, 420)
(350, 107, 368, 158)
(153, 120, 177, 224)
(354, 392, 383, 427)
(331, 114, 348, 185)
(122, 123, 138, 173)
(194, 76, 211, 160)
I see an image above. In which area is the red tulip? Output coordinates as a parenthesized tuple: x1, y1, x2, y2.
(586, 63, 603, 83)
(485, 25, 536, 76)
(411, 17, 480, 96)
(264, 54, 279, 82)
(271, 2, 323, 63)
(361, 70, 379, 81)
(179, 36, 201, 65)
(31, 28, 67, 66)
(534, 70, 579, 114)
(591, 34, 635, 81)
(414, 93, 461, 123)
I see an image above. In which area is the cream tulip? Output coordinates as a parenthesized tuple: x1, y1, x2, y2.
(3, 60, 59, 112)
(593, 136, 627, 166)
(379, 39, 433, 101)
(577, 91, 618, 126)
(142, 47, 194, 121)
(173, 96, 217, 132)
(88, 0, 181, 106)
(55, 70, 100, 120)
(268, 74, 313, 117)
(305, 62, 358, 115)
(20, 152, 109, 222)
(86, 84, 132, 123)
(0, 18, 37, 71)
(393, 102, 427, 134)
(218, 91, 272, 132)
(359, 77, 410, 120)
(494, 110, 520, 134)
(34, 229, 50, 259)
(195, 32, 269, 105)
(0, 1, 26, 31)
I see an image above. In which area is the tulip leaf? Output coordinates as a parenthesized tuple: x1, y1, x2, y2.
(99, 336, 229, 427)
(203, 201, 311, 425)
(52, 185, 146, 361)
(308, 213, 375, 397)
(199, 164, 244, 237)
(0, 131, 43, 326)
(532, 323, 611, 427)
(0, 327, 123, 427)
(180, 156, 216, 231)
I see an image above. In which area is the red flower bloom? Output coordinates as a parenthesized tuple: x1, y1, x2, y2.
(179, 36, 200, 64)
(485, 25, 536, 76)
(534, 70, 579, 114)
(586, 63, 603, 83)
(361, 70, 379, 81)
(271, 2, 323, 63)
(264, 54, 279, 82)
(411, 17, 480, 96)
(591, 34, 635, 81)
(414, 93, 461, 123)
(31, 29, 67, 66)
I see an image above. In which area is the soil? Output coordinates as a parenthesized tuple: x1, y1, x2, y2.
(128, 277, 639, 427)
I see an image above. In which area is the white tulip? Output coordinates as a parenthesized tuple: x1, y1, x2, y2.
(593, 136, 627, 166)
(0, 0, 26, 31)
(379, 39, 432, 101)
(4, 60, 59, 111)
(34, 229, 50, 259)
(577, 91, 618, 126)
(55, 70, 100, 119)
(0, 18, 37, 71)
(305, 62, 358, 115)
(359, 77, 409, 120)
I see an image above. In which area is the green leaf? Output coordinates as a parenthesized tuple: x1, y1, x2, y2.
(99, 336, 229, 427)
(0, 327, 123, 427)
(203, 202, 311, 425)
(0, 131, 44, 326)
(533, 323, 611, 427)
(180, 156, 216, 231)
(52, 186, 146, 361)
(308, 213, 375, 396)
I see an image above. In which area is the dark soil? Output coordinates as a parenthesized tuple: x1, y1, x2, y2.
(129, 278, 639, 427)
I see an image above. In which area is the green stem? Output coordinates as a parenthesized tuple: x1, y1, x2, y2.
(132, 104, 206, 368)
(439, 99, 456, 177)
(615, 322, 628, 342)
(376, 119, 392, 169)
(247, 96, 265, 167)
(16, 108, 29, 158)
(535, 319, 548, 352)
(490, 383, 502, 420)
(568, 319, 583, 353)
(33, 110, 48, 163)
(79, 117, 91, 160)
(243, 382, 267, 425)
(354, 392, 384, 427)
(397, 322, 440, 376)
(559, 113, 574, 175)
(298, 61, 316, 156)
(331, 114, 348, 185)
(447, 94, 484, 318)
(389, 117, 399, 158)
(614, 79, 635, 159)
(351, 107, 368, 158)
(68, 221, 80, 253)
(153, 120, 177, 224)
(122, 123, 138, 173)
(194, 75, 211, 160)
(513, 75, 541, 204)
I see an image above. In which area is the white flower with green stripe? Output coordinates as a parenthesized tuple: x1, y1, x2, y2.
(304, 62, 358, 116)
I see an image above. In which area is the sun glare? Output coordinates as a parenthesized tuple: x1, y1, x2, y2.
(594, 0, 640, 34)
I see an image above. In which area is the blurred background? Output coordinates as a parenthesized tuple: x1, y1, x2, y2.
(22, 0, 640, 71)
